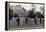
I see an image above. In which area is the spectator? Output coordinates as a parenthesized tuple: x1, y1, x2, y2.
(16, 17, 20, 26)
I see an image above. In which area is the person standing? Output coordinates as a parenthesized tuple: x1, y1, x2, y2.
(34, 15, 37, 24)
(25, 17, 28, 24)
(16, 17, 20, 26)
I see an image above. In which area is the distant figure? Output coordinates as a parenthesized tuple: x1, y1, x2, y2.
(36, 12, 41, 24)
(25, 17, 28, 24)
(16, 17, 20, 26)
(40, 17, 41, 24)
(34, 16, 37, 24)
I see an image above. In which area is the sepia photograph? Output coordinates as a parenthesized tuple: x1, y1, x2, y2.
(5, 2, 44, 30)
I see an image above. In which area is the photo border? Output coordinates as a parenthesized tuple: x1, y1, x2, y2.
(5, 1, 45, 31)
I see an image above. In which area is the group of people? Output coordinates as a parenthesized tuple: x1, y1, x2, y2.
(16, 16, 28, 26)
(16, 15, 43, 27)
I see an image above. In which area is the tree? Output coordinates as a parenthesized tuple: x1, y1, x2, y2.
(36, 12, 41, 18)
(28, 10, 36, 18)
(22, 7, 26, 11)
(13, 13, 19, 17)
(9, 8, 13, 20)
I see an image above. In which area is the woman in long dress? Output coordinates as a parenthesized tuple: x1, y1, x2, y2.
(19, 16, 24, 26)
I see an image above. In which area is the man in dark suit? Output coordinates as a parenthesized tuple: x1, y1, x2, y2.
(17, 17, 20, 26)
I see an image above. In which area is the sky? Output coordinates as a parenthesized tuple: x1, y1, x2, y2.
(9, 3, 44, 12)
(10, 3, 32, 11)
